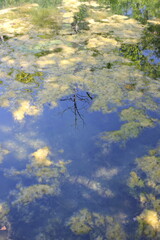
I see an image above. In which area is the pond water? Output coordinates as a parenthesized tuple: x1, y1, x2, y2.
(0, 0, 160, 239)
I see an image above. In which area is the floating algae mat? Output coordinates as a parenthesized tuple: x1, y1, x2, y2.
(0, 0, 160, 239)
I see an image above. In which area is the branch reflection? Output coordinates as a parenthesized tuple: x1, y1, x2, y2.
(60, 88, 94, 127)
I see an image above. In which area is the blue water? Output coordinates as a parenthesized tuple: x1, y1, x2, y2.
(0, 92, 159, 239)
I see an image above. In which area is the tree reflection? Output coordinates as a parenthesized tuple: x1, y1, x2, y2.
(60, 88, 93, 127)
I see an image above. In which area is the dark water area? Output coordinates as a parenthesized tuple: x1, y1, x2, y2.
(0, 0, 160, 240)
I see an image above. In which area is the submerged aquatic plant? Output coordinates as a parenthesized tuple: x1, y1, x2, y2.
(67, 209, 92, 234)
(136, 210, 160, 239)
(67, 209, 127, 239)
(128, 171, 144, 189)
(128, 145, 160, 239)
(0, 146, 9, 164)
(35, 47, 63, 57)
(102, 107, 156, 143)
(16, 71, 43, 84)
(14, 184, 58, 205)
(0, 203, 9, 222)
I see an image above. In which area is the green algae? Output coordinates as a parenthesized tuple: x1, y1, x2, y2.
(16, 71, 43, 84)
(137, 155, 160, 185)
(106, 216, 127, 240)
(0, 1, 159, 239)
(136, 209, 160, 240)
(67, 209, 92, 234)
(15, 184, 58, 205)
(35, 47, 63, 57)
(0, 146, 10, 164)
(67, 209, 127, 239)
(35, 50, 54, 57)
(128, 145, 160, 239)
(0, 203, 9, 221)
(102, 107, 156, 143)
(37, 34, 53, 39)
(128, 171, 144, 188)
(35, 167, 60, 179)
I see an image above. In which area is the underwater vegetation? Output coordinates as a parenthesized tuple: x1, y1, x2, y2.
(11, 148, 70, 206)
(16, 70, 43, 84)
(67, 208, 92, 234)
(0, 146, 9, 164)
(0, 203, 9, 222)
(136, 210, 160, 240)
(67, 208, 127, 239)
(128, 145, 160, 239)
(14, 184, 58, 205)
(102, 107, 156, 143)
(0, 202, 10, 238)
(35, 48, 63, 57)
(128, 171, 144, 189)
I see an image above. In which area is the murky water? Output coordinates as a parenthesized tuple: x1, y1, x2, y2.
(0, 0, 160, 239)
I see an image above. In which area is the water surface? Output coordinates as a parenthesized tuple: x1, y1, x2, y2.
(0, 0, 160, 239)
